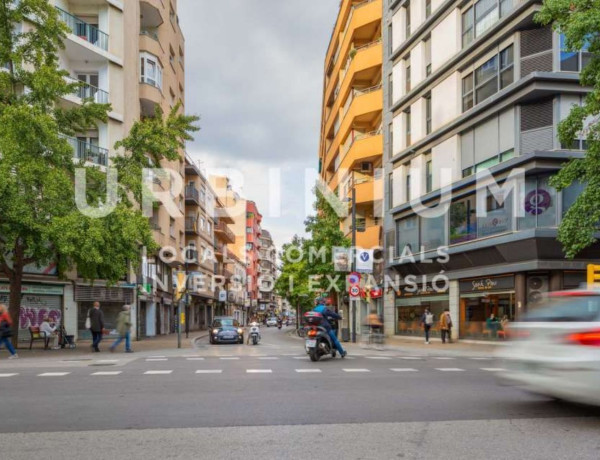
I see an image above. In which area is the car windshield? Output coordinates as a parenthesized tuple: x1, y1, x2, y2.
(523, 295, 600, 322)
(213, 318, 235, 328)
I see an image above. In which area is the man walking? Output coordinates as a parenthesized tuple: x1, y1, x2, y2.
(421, 307, 434, 345)
(440, 308, 453, 344)
(110, 305, 133, 353)
(89, 301, 104, 352)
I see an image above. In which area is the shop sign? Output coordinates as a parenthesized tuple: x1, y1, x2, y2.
(333, 247, 351, 272)
(356, 249, 374, 273)
(398, 284, 445, 297)
(460, 275, 515, 292)
(0, 284, 63, 295)
(218, 290, 227, 302)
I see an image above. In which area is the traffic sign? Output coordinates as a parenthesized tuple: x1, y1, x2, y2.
(348, 272, 361, 285)
(349, 285, 361, 298)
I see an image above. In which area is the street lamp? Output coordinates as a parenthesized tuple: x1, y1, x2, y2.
(345, 187, 358, 343)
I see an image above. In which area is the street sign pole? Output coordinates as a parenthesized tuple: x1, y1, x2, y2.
(351, 187, 357, 343)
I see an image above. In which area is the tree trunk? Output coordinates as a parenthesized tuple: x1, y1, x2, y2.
(9, 269, 22, 348)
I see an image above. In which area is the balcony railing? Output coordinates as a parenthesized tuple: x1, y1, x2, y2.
(341, 126, 382, 157)
(64, 136, 108, 166)
(342, 83, 382, 117)
(185, 185, 200, 204)
(185, 217, 198, 233)
(66, 77, 109, 104)
(140, 29, 159, 41)
(215, 220, 235, 243)
(56, 7, 109, 51)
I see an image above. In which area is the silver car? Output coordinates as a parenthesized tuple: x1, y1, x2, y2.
(496, 289, 600, 406)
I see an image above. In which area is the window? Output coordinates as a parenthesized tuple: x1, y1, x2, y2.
(421, 214, 446, 251)
(462, 0, 515, 48)
(424, 37, 432, 76)
(169, 218, 175, 238)
(405, 168, 411, 202)
(404, 108, 411, 146)
(425, 94, 432, 135)
(405, 2, 411, 38)
(463, 45, 513, 110)
(477, 186, 514, 237)
(388, 172, 394, 210)
(562, 181, 585, 216)
(396, 216, 419, 256)
(462, 74, 474, 111)
(405, 55, 411, 93)
(247, 212, 255, 219)
(388, 122, 394, 157)
(425, 158, 433, 193)
(389, 72, 394, 106)
(140, 52, 163, 89)
(560, 34, 592, 72)
(518, 176, 557, 230)
(426, 0, 432, 18)
(246, 226, 252, 234)
(449, 195, 477, 244)
(462, 7, 474, 48)
(246, 243, 253, 251)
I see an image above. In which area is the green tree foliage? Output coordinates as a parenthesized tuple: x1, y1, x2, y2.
(0, 0, 199, 339)
(536, 1, 600, 258)
(275, 190, 350, 313)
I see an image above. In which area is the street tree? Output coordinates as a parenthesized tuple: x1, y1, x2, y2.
(0, 0, 199, 341)
(536, 1, 600, 258)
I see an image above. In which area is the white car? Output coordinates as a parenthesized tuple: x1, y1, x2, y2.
(496, 289, 600, 406)
(266, 317, 278, 327)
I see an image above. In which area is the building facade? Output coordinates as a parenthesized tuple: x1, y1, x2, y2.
(258, 229, 277, 313)
(245, 201, 263, 317)
(383, 0, 599, 340)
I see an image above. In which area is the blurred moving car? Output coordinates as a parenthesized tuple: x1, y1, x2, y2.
(210, 317, 244, 344)
(266, 317, 278, 327)
(496, 289, 600, 406)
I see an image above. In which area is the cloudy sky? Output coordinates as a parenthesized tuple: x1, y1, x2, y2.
(179, 0, 339, 249)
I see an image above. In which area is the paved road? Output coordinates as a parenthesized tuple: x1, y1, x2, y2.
(0, 327, 599, 459)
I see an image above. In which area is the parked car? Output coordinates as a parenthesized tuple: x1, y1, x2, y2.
(209, 317, 244, 344)
(266, 317, 278, 327)
(496, 289, 600, 406)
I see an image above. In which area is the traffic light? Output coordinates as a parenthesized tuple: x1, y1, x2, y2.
(587, 264, 600, 288)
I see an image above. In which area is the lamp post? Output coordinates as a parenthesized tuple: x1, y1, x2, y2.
(350, 186, 357, 343)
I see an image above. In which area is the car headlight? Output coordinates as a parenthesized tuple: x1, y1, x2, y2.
(237, 328, 243, 334)
(213, 329, 219, 334)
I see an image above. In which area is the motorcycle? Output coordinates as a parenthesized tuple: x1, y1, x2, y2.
(249, 322, 261, 345)
(303, 312, 336, 362)
(277, 320, 282, 330)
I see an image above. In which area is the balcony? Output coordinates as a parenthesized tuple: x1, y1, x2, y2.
(56, 7, 108, 52)
(184, 185, 203, 206)
(345, 224, 382, 249)
(139, 31, 164, 60)
(185, 217, 200, 235)
(64, 136, 108, 166)
(139, 82, 162, 118)
(140, 0, 164, 29)
(214, 221, 235, 244)
(65, 77, 109, 104)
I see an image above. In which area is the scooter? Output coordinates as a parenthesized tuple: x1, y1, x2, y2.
(303, 312, 336, 362)
(249, 322, 261, 345)
(277, 320, 282, 330)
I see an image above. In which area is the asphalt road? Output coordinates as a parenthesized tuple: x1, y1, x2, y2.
(1, 326, 599, 459)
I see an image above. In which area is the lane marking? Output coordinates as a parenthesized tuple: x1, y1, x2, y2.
(433, 357, 455, 360)
(293, 356, 309, 360)
(38, 372, 70, 377)
(143, 370, 173, 375)
(148, 356, 166, 359)
(481, 368, 506, 372)
(258, 357, 279, 360)
(342, 369, 370, 373)
(219, 357, 239, 360)
(435, 368, 465, 372)
(366, 356, 392, 360)
(0, 373, 18, 377)
(195, 370, 223, 374)
(91, 371, 122, 376)
(400, 357, 423, 360)
(95, 359, 119, 364)
(295, 369, 322, 373)
(186, 357, 205, 361)
(470, 357, 493, 360)
(390, 368, 418, 372)
(246, 369, 272, 373)
(146, 358, 168, 362)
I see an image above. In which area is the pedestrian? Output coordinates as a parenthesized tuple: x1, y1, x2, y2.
(110, 305, 133, 353)
(421, 307, 434, 345)
(40, 316, 60, 350)
(486, 313, 499, 339)
(88, 301, 104, 352)
(440, 308, 453, 344)
(0, 304, 18, 359)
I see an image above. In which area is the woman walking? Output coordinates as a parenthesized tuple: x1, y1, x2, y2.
(0, 304, 19, 359)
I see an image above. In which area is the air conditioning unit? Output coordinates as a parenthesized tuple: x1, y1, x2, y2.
(360, 162, 373, 173)
(527, 275, 549, 305)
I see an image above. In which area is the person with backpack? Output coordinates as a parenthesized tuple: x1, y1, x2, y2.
(0, 304, 18, 359)
(421, 307, 434, 345)
(440, 308, 453, 344)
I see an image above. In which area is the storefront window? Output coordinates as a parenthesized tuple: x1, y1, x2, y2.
(477, 188, 514, 237)
(396, 216, 419, 256)
(518, 176, 557, 229)
(449, 195, 477, 244)
(421, 214, 446, 251)
(396, 295, 449, 336)
(562, 180, 585, 216)
(460, 292, 515, 339)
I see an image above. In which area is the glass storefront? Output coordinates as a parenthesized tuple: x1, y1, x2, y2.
(395, 291, 449, 337)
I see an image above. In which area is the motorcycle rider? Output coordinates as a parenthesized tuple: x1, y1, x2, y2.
(313, 297, 347, 358)
(246, 320, 261, 344)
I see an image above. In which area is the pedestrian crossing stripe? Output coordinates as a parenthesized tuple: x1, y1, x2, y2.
(91, 371, 122, 376)
(0, 373, 18, 377)
(295, 369, 322, 373)
(435, 368, 465, 372)
(38, 372, 70, 377)
(389, 368, 418, 372)
(143, 370, 173, 375)
(342, 369, 370, 372)
(246, 369, 272, 373)
(480, 368, 506, 372)
(195, 370, 222, 374)
(146, 358, 168, 362)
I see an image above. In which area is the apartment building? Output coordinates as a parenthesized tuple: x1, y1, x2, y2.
(213, 196, 236, 317)
(318, 0, 385, 335)
(258, 229, 277, 312)
(245, 201, 263, 316)
(124, 0, 187, 336)
(383, 0, 599, 341)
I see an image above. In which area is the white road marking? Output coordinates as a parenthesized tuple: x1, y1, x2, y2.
(0, 373, 18, 377)
(295, 369, 322, 373)
(148, 356, 166, 359)
(342, 369, 370, 373)
(91, 371, 122, 376)
(38, 372, 70, 377)
(433, 357, 455, 360)
(470, 357, 493, 360)
(95, 359, 119, 364)
(293, 356, 309, 359)
(366, 356, 392, 360)
(146, 358, 168, 362)
(390, 368, 418, 372)
(186, 357, 205, 361)
(399, 357, 423, 360)
(143, 370, 173, 375)
(246, 369, 272, 373)
(219, 357, 240, 360)
(195, 370, 223, 374)
(435, 368, 465, 372)
(258, 357, 279, 360)
(481, 368, 506, 372)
